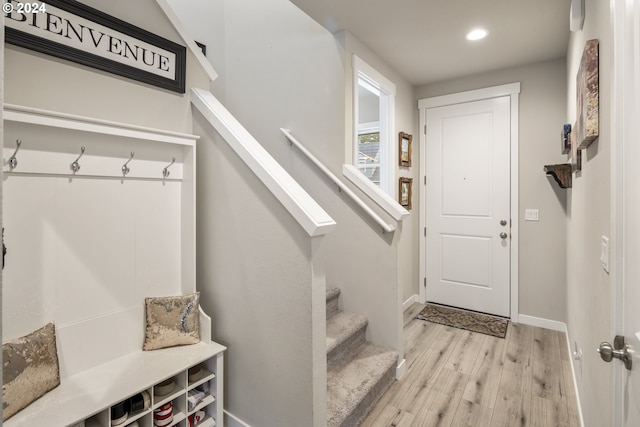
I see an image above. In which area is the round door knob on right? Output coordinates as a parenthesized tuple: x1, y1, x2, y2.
(500, 232, 508, 239)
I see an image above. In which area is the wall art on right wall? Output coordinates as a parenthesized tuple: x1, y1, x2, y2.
(575, 39, 599, 149)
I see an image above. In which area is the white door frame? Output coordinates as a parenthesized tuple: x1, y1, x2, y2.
(418, 82, 520, 322)
(611, 0, 637, 425)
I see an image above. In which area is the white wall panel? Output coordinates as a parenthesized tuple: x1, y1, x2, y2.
(55, 178, 137, 326)
(2, 177, 57, 340)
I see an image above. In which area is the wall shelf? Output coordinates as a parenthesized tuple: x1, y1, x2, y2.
(544, 163, 572, 189)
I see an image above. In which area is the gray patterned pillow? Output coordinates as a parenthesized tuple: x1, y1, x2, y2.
(2, 323, 60, 421)
(143, 292, 201, 351)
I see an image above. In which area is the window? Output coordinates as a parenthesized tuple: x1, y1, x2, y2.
(353, 56, 396, 195)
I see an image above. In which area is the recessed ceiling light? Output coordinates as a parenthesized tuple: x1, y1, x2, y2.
(466, 28, 488, 41)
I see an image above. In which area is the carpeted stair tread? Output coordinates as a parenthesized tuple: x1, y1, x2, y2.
(327, 342, 398, 427)
(326, 311, 368, 361)
(326, 286, 341, 319)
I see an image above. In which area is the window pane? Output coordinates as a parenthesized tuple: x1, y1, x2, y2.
(358, 132, 380, 185)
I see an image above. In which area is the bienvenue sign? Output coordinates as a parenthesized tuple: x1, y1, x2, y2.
(4, 0, 186, 93)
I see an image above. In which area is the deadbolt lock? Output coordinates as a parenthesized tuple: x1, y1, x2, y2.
(499, 232, 508, 239)
(500, 219, 508, 226)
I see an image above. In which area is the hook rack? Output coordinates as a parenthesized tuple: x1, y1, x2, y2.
(8, 139, 22, 170)
(162, 158, 175, 178)
(121, 152, 134, 176)
(70, 146, 86, 173)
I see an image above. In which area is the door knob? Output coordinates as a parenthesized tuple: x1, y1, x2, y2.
(499, 232, 508, 239)
(598, 335, 632, 370)
(500, 219, 508, 226)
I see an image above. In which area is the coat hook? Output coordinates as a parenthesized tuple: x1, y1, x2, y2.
(8, 139, 22, 170)
(70, 146, 85, 173)
(122, 152, 134, 176)
(162, 157, 175, 178)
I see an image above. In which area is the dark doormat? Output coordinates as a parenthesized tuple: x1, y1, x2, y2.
(416, 303, 509, 338)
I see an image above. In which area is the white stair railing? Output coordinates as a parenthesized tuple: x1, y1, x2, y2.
(280, 128, 395, 234)
(191, 89, 336, 237)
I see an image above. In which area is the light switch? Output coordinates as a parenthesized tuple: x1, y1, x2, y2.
(525, 209, 539, 221)
(601, 236, 610, 273)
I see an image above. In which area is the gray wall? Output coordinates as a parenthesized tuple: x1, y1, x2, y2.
(193, 112, 323, 426)
(4, 0, 209, 134)
(565, 0, 614, 425)
(416, 58, 569, 323)
(196, 0, 406, 353)
(340, 32, 420, 308)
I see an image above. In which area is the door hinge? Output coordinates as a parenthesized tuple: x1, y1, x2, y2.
(424, 176, 427, 186)
(424, 124, 427, 135)
(424, 227, 427, 237)
(423, 277, 427, 288)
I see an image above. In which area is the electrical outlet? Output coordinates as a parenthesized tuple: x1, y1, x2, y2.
(525, 209, 539, 221)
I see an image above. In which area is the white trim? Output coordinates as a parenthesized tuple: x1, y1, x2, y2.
(395, 358, 407, 380)
(352, 55, 396, 196)
(418, 82, 521, 110)
(517, 314, 565, 332)
(353, 56, 396, 98)
(564, 324, 587, 427)
(510, 91, 520, 323)
(343, 164, 410, 222)
(402, 294, 419, 312)
(191, 89, 336, 237)
(224, 410, 252, 427)
(280, 128, 395, 234)
(4, 103, 199, 146)
(418, 83, 520, 321)
(154, 0, 218, 82)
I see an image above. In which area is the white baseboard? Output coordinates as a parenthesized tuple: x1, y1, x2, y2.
(563, 327, 586, 427)
(396, 358, 407, 380)
(517, 314, 565, 332)
(403, 294, 419, 311)
(225, 410, 252, 427)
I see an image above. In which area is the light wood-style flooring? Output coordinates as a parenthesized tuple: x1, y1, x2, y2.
(361, 303, 581, 427)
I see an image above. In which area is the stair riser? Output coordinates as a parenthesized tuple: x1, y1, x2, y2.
(327, 294, 340, 320)
(327, 324, 366, 368)
(338, 361, 396, 427)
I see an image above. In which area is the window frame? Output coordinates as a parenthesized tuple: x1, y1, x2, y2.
(352, 55, 396, 196)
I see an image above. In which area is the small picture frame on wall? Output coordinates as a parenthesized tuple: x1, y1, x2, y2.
(562, 123, 571, 154)
(399, 177, 413, 210)
(399, 132, 412, 167)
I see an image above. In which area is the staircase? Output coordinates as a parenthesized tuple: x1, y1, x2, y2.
(326, 286, 398, 426)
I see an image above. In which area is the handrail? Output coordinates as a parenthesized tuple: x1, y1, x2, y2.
(280, 128, 395, 234)
(191, 89, 336, 237)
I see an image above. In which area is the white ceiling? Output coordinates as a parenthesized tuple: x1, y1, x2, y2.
(290, 0, 572, 87)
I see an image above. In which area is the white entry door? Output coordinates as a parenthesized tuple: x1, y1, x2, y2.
(425, 96, 511, 317)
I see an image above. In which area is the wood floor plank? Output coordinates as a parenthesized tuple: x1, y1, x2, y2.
(410, 390, 460, 427)
(461, 334, 505, 409)
(360, 404, 416, 427)
(445, 330, 484, 375)
(490, 358, 529, 427)
(532, 327, 566, 402)
(530, 395, 570, 427)
(450, 399, 493, 427)
(361, 305, 581, 427)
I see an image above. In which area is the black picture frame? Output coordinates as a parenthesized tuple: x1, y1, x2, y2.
(5, 0, 186, 93)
